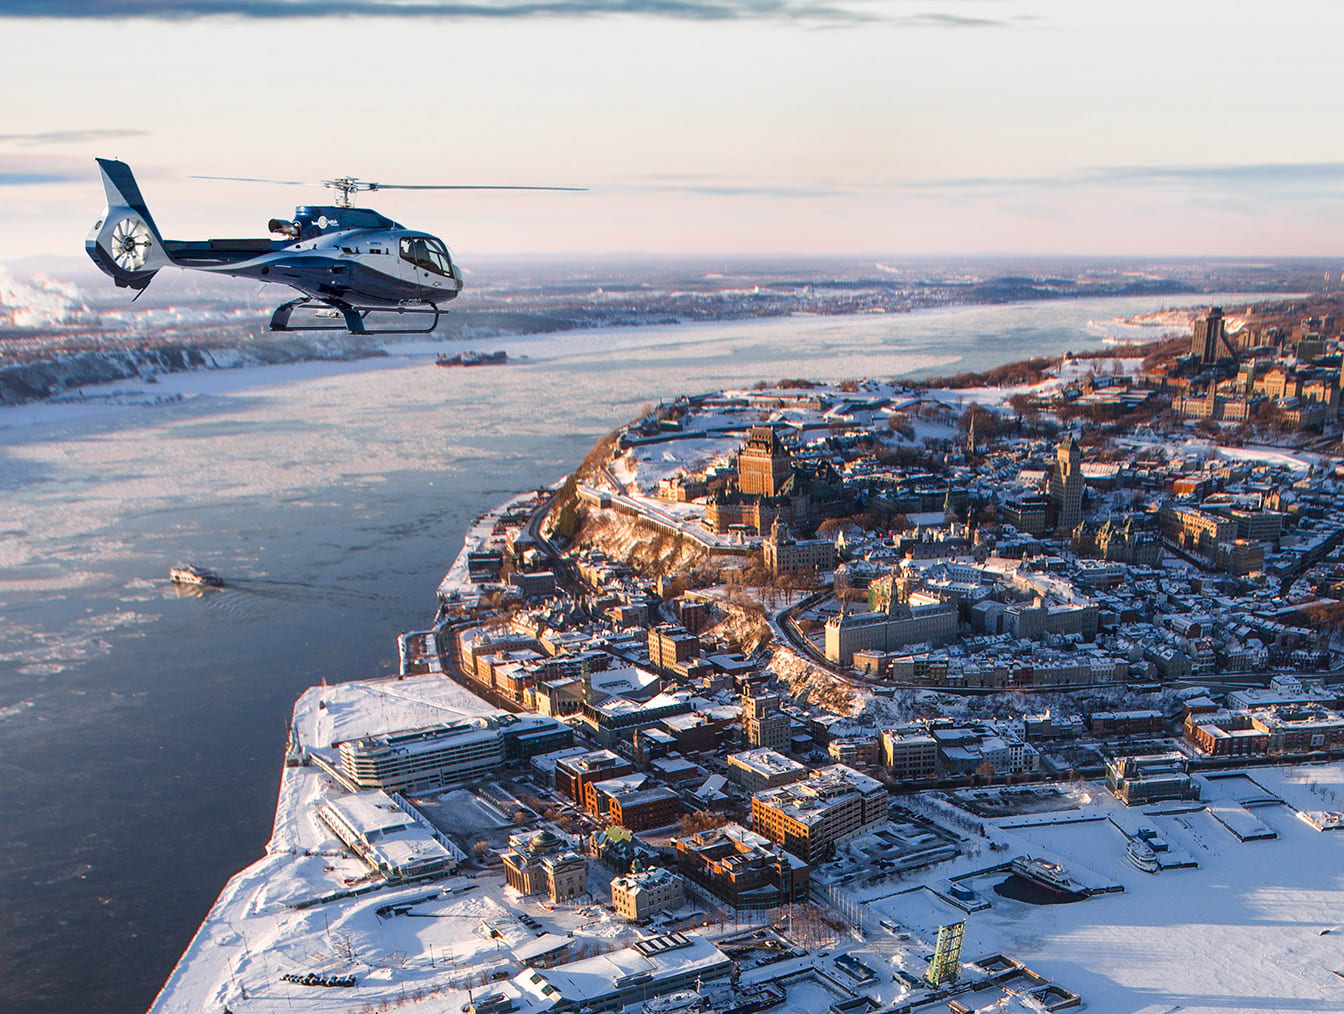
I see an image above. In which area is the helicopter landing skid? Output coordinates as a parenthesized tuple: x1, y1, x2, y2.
(268, 298, 442, 335)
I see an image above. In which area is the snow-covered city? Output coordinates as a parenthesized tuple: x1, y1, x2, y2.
(147, 308, 1344, 1014)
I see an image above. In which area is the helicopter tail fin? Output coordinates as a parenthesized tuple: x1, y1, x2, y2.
(86, 158, 171, 291)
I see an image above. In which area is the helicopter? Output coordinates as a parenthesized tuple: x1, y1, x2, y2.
(85, 158, 583, 334)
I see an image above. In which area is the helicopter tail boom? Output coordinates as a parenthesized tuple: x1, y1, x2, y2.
(86, 158, 172, 291)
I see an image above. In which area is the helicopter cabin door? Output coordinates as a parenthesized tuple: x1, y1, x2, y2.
(397, 236, 455, 301)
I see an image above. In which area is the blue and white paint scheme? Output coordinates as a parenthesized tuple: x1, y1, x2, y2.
(86, 160, 578, 334)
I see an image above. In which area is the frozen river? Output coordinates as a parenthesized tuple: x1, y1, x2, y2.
(0, 293, 1245, 1012)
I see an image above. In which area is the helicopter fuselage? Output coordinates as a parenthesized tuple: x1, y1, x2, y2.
(162, 205, 463, 309)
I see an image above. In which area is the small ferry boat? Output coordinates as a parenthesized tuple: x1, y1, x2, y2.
(435, 350, 507, 367)
(169, 563, 223, 587)
(1126, 839, 1160, 873)
(1010, 855, 1086, 895)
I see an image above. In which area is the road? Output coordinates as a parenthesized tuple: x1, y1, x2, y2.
(524, 490, 592, 600)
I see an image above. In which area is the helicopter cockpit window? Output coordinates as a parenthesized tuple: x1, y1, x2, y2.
(399, 237, 453, 276)
(424, 239, 454, 275)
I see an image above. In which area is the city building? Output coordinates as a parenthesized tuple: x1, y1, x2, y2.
(737, 425, 793, 497)
(1158, 501, 1237, 566)
(1002, 494, 1050, 535)
(581, 691, 696, 748)
(318, 790, 463, 882)
(1086, 710, 1164, 737)
(1192, 306, 1232, 364)
(609, 867, 685, 922)
(335, 710, 575, 795)
(1048, 436, 1084, 531)
(337, 721, 503, 794)
(880, 728, 939, 782)
(824, 602, 958, 666)
(1215, 539, 1265, 576)
(514, 932, 731, 1012)
(742, 692, 791, 750)
(826, 735, 880, 766)
(657, 475, 706, 502)
(555, 749, 635, 805)
(751, 764, 888, 864)
(672, 823, 810, 909)
(1073, 516, 1163, 566)
(502, 829, 588, 903)
(1105, 752, 1200, 806)
(727, 748, 808, 793)
(647, 624, 702, 677)
(763, 518, 836, 576)
(594, 779, 682, 831)
(1184, 706, 1344, 757)
(931, 725, 1031, 776)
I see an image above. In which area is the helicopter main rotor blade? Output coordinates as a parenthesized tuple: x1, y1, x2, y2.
(190, 175, 311, 186)
(366, 184, 587, 192)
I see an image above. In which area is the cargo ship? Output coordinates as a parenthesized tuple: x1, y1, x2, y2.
(1010, 855, 1086, 895)
(435, 350, 507, 367)
(169, 563, 224, 587)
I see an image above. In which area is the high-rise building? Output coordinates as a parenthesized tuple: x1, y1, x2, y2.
(1192, 306, 1229, 364)
(742, 691, 791, 750)
(737, 426, 793, 497)
(1049, 436, 1084, 532)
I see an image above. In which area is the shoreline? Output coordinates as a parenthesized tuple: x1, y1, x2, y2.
(0, 289, 1284, 427)
(0, 285, 1268, 410)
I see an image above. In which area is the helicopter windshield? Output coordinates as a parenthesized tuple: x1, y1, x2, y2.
(400, 237, 453, 277)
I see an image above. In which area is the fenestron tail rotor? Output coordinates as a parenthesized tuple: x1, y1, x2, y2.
(192, 174, 585, 208)
(110, 217, 153, 271)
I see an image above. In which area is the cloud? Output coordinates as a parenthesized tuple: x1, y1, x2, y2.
(0, 0, 848, 18)
(898, 11, 1010, 27)
(906, 161, 1344, 194)
(620, 175, 853, 198)
(0, 0, 1020, 24)
(613, 161, 1344, 208)
(0, 128, 149, 146)
(0, 173, 80, 185)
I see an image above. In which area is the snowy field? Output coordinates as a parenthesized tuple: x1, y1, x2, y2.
(862, 771, 1344, 1014)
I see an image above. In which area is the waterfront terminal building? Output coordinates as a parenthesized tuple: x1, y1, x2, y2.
(338, 713, 571, 794)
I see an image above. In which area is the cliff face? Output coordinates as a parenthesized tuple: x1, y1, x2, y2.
(0, 333, 390, 406)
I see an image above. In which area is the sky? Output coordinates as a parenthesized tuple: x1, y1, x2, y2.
(4, 0, 1344, 261)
